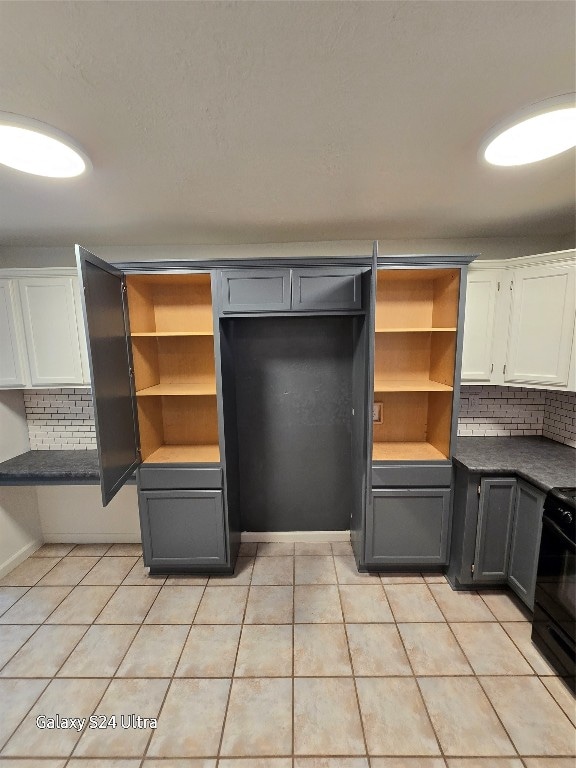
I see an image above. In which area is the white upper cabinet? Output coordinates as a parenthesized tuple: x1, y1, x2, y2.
(0, 279, 27, 387)
(0, 270, 89, 389)
(461, 270, 500, 382)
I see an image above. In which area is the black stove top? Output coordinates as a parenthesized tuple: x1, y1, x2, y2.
(547, 487, 576, 510)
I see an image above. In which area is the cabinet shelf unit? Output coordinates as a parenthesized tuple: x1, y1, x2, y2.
(126, 273, 220, 464)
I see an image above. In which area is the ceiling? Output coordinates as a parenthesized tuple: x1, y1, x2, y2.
(0, 0, 574, 247)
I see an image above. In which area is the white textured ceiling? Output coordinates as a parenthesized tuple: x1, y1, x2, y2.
(0, 0, 574, 246)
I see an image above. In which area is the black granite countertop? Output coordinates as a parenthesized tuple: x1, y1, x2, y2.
(0, 450, 102, 484)
(454, 436, 575, 493)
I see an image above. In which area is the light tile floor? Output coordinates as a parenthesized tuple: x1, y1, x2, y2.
(0, 541, 574, 767)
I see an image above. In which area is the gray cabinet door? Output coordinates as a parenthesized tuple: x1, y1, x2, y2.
(76, 245, 140, 506)
(219, 269, 291, 313)
(473, 477, 516, 583)
(508, 480, 545, 609)
(366, 488, 451, 566)
(139, 489, 227, 569)
(291, 268, 362, 311)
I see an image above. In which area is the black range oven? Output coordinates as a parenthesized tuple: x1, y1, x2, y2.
(532, 487, 575, 693)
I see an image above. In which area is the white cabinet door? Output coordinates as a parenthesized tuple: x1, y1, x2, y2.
(0, 279, 27, 387)
(18, 277, 85, 386)
(461, 270, 500, 382)
(504, 263, 575, 388)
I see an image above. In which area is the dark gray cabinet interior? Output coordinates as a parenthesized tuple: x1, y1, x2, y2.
(508, 479, 545, 609)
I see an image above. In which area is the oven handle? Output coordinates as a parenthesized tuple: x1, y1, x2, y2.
(542, 515, 576, 553)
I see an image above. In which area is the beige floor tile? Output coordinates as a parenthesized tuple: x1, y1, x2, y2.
(69, 760, 143, 768)
(294, 677, 365, 755)
(222, 677, 292, 756)
(371, 760, 446, 768)
(58, 625, 138, 677)
(106, 544, 143, 556)
(398, 623, 472, 676)
(122, 558, 166, 586)
(540, 675, 576, 726)
(522, 759, 576, 767)
(295, 585, 343, 623)
(347, 623, 411, 675)
(166, 573, 209, 585)
(256, 542, 295, 556)
(0, 623, 87, 677)
(74, 678, 169, 757)
(0, 760, 67, 768)
(294, 623, 351, 676)
(116, 624, 188, 677)
(0, 557, 61, 586)
(357, 677, 439, 755)
(450, 622, 534, 675)
(235, 624, 292, 676)
(194, 586, 248, 624)
(446, 761, 522, 768)
(144, 585, 204, 623)
(148, 678, 230, 757)
(418, 677, 515, 756)
(80, 556, 139, 585)
(295, 541, 333, 555)
(380, 572, 425, 584)
(209, 557, 254, 585)
(339, 584, 394, 623)
(144, 760, 216, 768)
(334, 555, 380, 585)
(331, 541, 353, 556)
(37, 556, 100, 586)
(222, 760, 291, 768)
(0, 586, 72, 624)
(422, 574, 448, 584)
(295, 760, 370, 768)
(501, 621, 557, 675)
(176, 624, 241, 677)
(0, 624, 38, 668)
(480, 675, 576, 755)
(429, 585, 496, 622)
(251, 556, 294, 585)
(95, 586, 161, 624)
(0, 587, 28, 617)
(238, 542, 258, 556)
(384, 584, 445, 623)
(480, 592, 529, 622)
(295, 555, 337, 585)
(32, 543, 74, 558)
(2, 678, 108, 757)
(45, 585, 116, 624)
(0, 678, 48, 750)
(244, 586, 293, 624)
(69, 544, 112, 556)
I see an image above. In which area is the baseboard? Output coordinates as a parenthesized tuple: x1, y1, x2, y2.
(241, 530, 351, 543)
(41, 533, 142, 544)
(0, 538, 43, 579)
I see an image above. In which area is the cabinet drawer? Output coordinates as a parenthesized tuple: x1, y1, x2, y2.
(138, 466, 222, 490)
(219, 269, 291, 313)
(372, 464, 452, 488)
(291, 268, 363, 311)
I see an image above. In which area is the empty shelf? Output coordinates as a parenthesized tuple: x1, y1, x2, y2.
(374, 379, 453, 392)
(136, 383, 217, 396)
(375, 327, 457, 333)
(144, 444, 221, 463)
(131, 331, 213, 336)
(373, 442, 448, 461)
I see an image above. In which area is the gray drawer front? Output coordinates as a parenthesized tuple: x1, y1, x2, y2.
(372, 464, 452, 488)
(292, 268, 362, 311)
(139, 466, 222, 490)
(219, 269, 291, 313)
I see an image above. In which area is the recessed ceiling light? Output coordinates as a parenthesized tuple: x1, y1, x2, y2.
(482, 94, 576, 166)
(0, 112, 90, 178)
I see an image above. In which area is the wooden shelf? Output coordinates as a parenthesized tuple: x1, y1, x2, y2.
(375, 327, 457, 333)
(144, 444, 220, 464)
(131, 331, 213, 337)
(374, 379, 453, 392)
(373, 441, 448, 461)
(136, 383, 217, 396)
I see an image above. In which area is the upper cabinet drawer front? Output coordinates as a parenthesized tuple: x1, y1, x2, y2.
(292, 268, 362, 311)
(372, 464, 452, 488)
(219, 269, 291, 313)
(139, 466, 223, 490)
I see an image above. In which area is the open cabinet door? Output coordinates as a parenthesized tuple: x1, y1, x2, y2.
(76, 245, 140, 506)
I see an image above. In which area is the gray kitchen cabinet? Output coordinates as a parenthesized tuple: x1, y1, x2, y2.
(139, 488, 227, 571)
(219, 269, 291, 313)
(473, 477, 516, 583)
(291, 267, 362, 311)
(365, 488, 451, 566)
(508, 479, 545, 609)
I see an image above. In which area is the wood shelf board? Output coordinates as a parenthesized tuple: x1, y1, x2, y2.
(374, 379, 453, 392)
(375, 327, 457, 333)
(136, 383, 217, 396)
(131, 331, 213, 337)
(372, 441, 448, 461)
(143, 444, 220, 464)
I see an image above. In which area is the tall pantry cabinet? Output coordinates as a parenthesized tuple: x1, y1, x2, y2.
(77, 244, 473, 574)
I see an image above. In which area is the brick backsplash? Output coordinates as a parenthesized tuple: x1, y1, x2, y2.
(459, 385, 576, 447)
(24, 386, 575, 450)
(24, 389, 96, 450)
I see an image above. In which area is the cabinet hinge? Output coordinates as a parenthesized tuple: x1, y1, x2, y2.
(503, 364, 507, 374)
(497, 282, 500, 291)
(471, 563, 475, 574)
(490, 363, 493, 373)
(510, 282, 513, 291)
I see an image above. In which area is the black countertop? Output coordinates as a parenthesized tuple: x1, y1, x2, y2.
(0, 449, 102, 484)
(453, 436, 575, 493)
